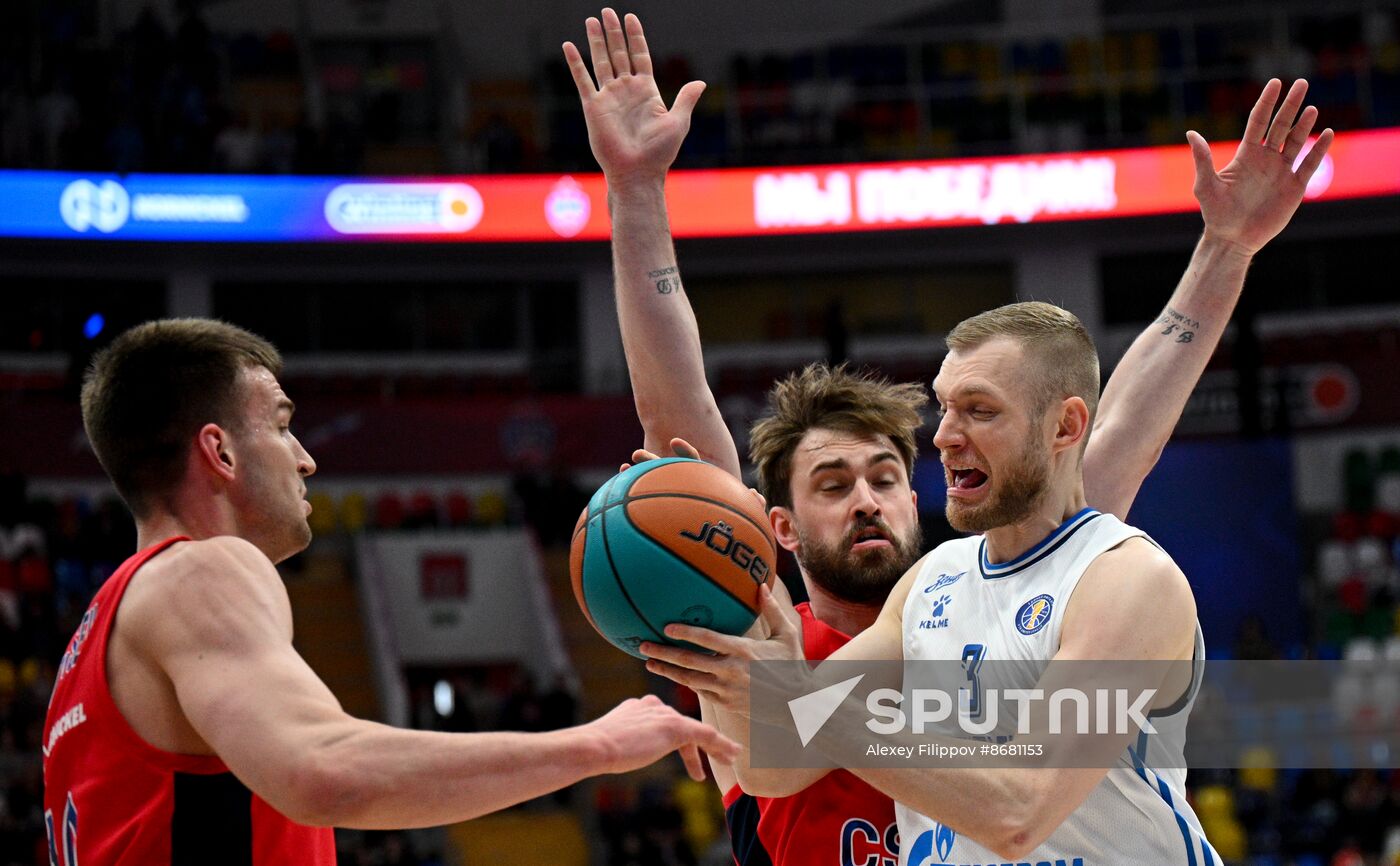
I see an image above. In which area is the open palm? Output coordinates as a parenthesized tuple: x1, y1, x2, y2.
(1189, 78, 1334, 255)
(563, 10, 706, 190)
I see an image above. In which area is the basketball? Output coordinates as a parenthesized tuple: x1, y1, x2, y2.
(569, 458, 778, 658)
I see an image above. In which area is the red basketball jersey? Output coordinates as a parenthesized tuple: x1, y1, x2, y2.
(722, 602, 899, 866)
(42, 536, 336, 866)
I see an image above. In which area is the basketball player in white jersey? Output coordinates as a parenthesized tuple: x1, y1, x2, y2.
(657, 301, 1218, 864)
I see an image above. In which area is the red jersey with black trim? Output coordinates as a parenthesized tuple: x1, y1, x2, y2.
(723, 602, 899, 866)
(42, 536, 336, 866)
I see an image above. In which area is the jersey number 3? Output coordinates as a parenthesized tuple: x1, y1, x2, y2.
(45, 792, 78, 866)
(961, 643, 987, 722)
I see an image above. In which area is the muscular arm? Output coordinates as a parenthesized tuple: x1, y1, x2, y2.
(1085, 236, 1251, 518)
(565, 11, 738, 473)
(843, 539, 1197, 858)
(137, 537, 736, 829)
(1085, 78, 1333, 519)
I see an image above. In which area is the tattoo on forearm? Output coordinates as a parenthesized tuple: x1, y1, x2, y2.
(1154, 306, 1200, 344)
(647, 265, 682, 295)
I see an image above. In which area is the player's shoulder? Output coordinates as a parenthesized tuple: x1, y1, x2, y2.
(133, 536, 284, 608)
(1083, 534, 1191, 606)
(126, 536, 292, 652)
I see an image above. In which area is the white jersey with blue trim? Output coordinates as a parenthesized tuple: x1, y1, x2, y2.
(895, 508, 1217, 866)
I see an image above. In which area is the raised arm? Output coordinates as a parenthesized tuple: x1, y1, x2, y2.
(1085, 78, 1333, 518)
(563, 10, 739, 474)
(138, 537, 738, 829)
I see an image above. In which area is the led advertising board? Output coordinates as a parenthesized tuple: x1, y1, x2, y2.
(0, 128, 1393, 243)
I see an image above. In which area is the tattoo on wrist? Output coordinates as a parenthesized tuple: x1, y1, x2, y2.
(1154, 306, 1200, 344)
(647, 265, 681, 295)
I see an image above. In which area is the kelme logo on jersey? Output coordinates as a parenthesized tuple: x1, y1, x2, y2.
(1016, 593, 1055, 635)
(927, 570, 966, 592)
(918, 595, 952, 630)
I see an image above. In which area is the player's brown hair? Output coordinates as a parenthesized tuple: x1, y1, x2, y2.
(748, 363, 927, 510)
(80, 318, 283, 517)
(945, 300, 1100, 423)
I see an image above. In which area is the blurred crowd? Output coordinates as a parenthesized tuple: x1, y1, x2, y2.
(3, 2, 1399, 175)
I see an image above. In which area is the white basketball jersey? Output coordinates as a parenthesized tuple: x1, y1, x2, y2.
(895, 508, 1217, 866)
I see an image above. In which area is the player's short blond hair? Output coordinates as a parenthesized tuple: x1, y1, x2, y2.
(748, 364, 927, 510)
(945, 301, 1100, 423)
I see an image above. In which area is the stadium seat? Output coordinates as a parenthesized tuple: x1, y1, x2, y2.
(18, 657, 42, 688)
(1193, 784, 1235, 822)
(1376, 474, 1400, 514)
(374, 493, 406, 529)
(1352, 537, 1391, 586)
(1384, 635, 1400, 661)
(1201, 815, 1247, 861)
(1344, 637, 1378, 661)
(0, 659, 15, 695)
(475, 491, 509, 526)
(445, 491, 473, 527)
(1316, 539, 1353, 587)
(307, 492, 337, 535)
(406, 491, 440, 528)
(1238, 746, 1279, 793)
(339, 492, 368, 534)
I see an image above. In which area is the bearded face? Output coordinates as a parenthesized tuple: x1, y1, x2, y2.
(794, 512, 924, 603)
(780, 429, 924, 605)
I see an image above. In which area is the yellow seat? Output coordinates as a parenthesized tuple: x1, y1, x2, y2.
(475, 491, 509, 526)
(1202, 816, 1246, 862)
(307, 492, 337, 535)
(339, 492, 368, 534)
(1193, 784, 1235, 823)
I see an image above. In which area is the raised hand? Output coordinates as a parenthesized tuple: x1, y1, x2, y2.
(1188, 78, 1335, 256)
(586, 694, 741, 781)
(562, 9, 706, 191)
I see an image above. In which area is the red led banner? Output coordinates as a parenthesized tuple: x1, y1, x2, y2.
(443, 127, 1396, 242)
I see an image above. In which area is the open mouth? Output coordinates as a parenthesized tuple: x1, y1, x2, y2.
(949, 467, 989, 490)
(850, 524, 892, 550)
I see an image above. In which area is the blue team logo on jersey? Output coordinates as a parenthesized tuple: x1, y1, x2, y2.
(907, 823, 957, 865)
(918, 595, 952, 629)
(926, 570, 966, 592)
(1016, 593, 1055, 635)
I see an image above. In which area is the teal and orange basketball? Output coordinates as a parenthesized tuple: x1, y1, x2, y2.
(569, 458, 778, 659)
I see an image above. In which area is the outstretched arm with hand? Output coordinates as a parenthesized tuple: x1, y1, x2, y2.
(1085, 78, 1334, 519)
(563, 10, 738, 476)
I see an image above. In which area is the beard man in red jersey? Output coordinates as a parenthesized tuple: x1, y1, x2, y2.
(42, 318, 740, 866)
(563, 7, 1331, 864)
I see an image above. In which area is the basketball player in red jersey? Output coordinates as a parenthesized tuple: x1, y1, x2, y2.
(42, 319, 741, 866)
(564, 9, 1331, 864)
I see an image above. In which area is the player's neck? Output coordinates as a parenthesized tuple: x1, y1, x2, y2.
(801, 578, 882, 636)
(134, 491, 238, 552)
(981, 483, 1089, 565)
